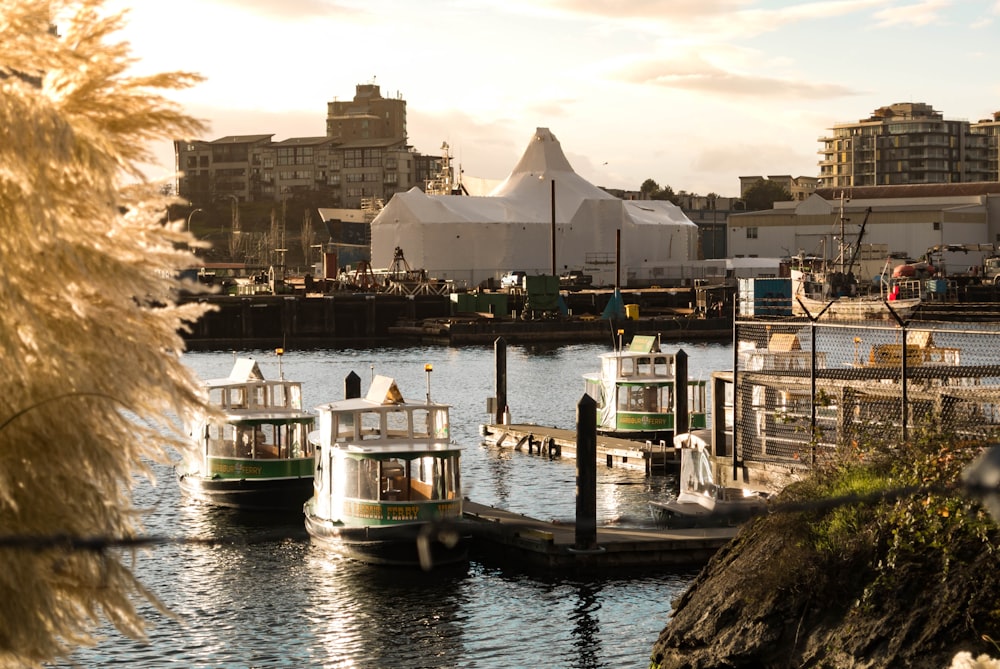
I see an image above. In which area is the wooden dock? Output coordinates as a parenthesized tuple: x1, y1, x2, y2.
(462, 500, 737, 570)
(481, 422, 680, 474)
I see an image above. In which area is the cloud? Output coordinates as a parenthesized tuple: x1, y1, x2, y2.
(207, 0, 364, 19)
(611, 55, 859, 99)
(872, 0, 952, 28)
(502, 0, 889, 40)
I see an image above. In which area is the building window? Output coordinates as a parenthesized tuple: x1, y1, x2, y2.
(933, 221, 941, 230)
(746, 227, 758, 239)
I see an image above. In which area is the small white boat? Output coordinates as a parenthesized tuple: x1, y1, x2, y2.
(177, 352, 316, 511)
(788, 198, 922, 321)
(303, 367, 467, 568)
(790, 266, 921, 321)
(583, 333, 707, 442)
(649, 434, 769, 528)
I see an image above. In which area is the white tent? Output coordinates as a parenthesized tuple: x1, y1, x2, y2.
(371, 128, 698, 288)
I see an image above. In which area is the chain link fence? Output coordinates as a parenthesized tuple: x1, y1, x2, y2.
(724, 299, 1000, 473)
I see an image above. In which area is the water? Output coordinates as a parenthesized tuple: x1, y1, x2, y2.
(53, 340, 733, 669)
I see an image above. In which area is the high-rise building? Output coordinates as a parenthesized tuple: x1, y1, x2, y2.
(817, 102, 996, 189)
(174, 83, 442, 209)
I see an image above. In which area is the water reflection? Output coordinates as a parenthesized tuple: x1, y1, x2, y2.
(303, 547, 470, 668)
(54, 342, 732, 668)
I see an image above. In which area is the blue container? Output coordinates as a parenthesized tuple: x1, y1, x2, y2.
(738, 277, 792, 317)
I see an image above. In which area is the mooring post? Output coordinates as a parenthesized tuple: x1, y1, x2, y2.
(575, 394, 598, 551)
(675, 348, 689, 437)
(345, 370, 361, 400)
(495, 336, 507, 425)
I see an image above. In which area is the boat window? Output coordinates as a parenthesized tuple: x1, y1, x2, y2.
(618, 384, 672, 412)
(385, 409, 410, 439)
(288, 423, 310, 457)
(252, 386, 266, 409)
(272, 384, 287, 408)
(342, 457, 360, 499)
(637, 356, 652, 375)
(209, 388, 225, 407)
(653, 356, 671, 376)
(236, 426, 255, 457)
(688, 381, 707, 414)
(257, 424, 276, 457)
(411, 454, 460, 500)
(205, 424, 231, 457)
(380, 458, 406, 500)
(229, 387, 247, 409)
(620, 358, 635, 377)
(351, 458, 379, 500)
(584, 379, 603, 408)
(412, 409, 430, 438)
(360, 411, 382, 439)
(336, 413, 355, 441)
(433, 408, 449, 439)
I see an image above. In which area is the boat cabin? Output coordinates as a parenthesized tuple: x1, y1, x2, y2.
(198, 357, 314, 460)
(311, 376, 461, 522)
(583, 335, 708, 435)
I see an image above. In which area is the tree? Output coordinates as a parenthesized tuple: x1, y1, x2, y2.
(640, 178, 660, 198)
(0, 2, 214, 665)
(743, 179, 792, 211)
(639, 178, 681, 205)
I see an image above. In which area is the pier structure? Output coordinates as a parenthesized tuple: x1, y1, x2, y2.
(464, 395, 737, 570)
(179, 286, 731, 349)
(462, 500, 736, 570)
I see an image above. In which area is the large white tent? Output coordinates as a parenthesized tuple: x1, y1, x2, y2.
(371, 127, 698, 288)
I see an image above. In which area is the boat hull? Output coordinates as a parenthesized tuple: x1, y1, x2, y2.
(304, 513, 468, 568)
(177, 471, 314, 511)
(648, 497, 767, 529)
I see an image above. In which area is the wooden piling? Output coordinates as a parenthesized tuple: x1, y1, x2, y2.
(575, 394, 598, 551)
(345, 371, 361, 399)
(675, 348, 689, 436)
(495, 337, 507, 424)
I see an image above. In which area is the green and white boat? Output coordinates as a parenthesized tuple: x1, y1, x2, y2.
(303, 367, 466, 568)
(177, 352, 316, 511)
(583, 333, 707, 442)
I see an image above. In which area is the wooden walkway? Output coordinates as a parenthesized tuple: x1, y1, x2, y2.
(481, 423, 680, 474)
(462, 500, 737, 570)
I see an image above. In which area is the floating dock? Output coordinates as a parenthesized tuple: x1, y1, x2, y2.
(481, 422, 680, 474)
(462, 500, 737, 570)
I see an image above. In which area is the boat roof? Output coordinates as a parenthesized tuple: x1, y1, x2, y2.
(315, 375, 450, 412)
(203, 357, 269, 387)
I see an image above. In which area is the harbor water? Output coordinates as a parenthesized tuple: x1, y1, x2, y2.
(53, 340, 733, 669)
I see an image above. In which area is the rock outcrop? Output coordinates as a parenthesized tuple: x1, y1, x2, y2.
(649, 492, 1000, 668)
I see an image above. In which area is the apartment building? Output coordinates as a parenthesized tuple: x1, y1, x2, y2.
(174, 83, 443, 209)
(818, 102, 998, 189)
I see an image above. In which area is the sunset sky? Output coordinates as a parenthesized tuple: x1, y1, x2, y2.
(111, 0, 1000, 197)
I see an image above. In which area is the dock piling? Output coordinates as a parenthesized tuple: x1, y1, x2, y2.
(345, 371, 361, 399)
(494, 337, 507, 425)
(575, 394, 598, 551)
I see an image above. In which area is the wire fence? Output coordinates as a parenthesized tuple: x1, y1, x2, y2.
(724, 299, 1000, 472)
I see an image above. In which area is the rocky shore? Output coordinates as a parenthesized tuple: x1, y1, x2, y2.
(648, 441, 1000, 669)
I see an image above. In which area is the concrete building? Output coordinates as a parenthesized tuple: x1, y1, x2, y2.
(738, 175, 819, 202)
(174, 83, 443, 209)
(727, 183, 1000, 275)
(818, 102, 997, 189)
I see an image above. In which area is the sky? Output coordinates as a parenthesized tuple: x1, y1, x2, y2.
(111, 0, 1000, 198)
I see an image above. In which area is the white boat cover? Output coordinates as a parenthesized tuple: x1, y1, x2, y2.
(371, 128, 698, 287)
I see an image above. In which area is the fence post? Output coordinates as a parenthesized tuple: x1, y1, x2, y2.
(901, 323, 909, 443)
(811, 320, 818, 465)
(732, 309, 740, 482)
